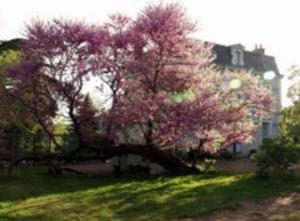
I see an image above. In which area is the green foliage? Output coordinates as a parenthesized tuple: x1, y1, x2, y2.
(281, 101, 300, 144)
(0, 50, 21, 66)
(282, 66, 300, 146)
(0, 49, 22, 107)
(253, 138, 300, 177)
(53, 122, 70, 135)
(1, 167, 300, 220)
(73, 94, 100, 136)
(0, 39, 22, 54)
(0, 48, 56, 154)
(287, 65, 300, 101)
(1, 130, 52, 155)
(0, 50, 22, 96)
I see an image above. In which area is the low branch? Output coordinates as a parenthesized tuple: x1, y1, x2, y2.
(4, 143, 200, 174)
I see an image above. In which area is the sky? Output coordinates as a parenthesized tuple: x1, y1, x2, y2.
(1, 0, 299, 107)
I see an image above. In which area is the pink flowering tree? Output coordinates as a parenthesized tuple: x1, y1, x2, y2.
(6, 19, 108, 153)
(6, 3, 272, 173)
(94, 14, 133, 140)
(101, 3, 272, 171)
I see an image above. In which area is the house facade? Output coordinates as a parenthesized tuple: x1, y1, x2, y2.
(212, 43, 282, 155)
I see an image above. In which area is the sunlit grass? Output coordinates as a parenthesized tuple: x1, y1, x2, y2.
(0, 167, 300, 221)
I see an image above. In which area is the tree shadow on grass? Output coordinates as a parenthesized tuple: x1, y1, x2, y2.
(88, 174, 300, 220)
(0, 214, 45, 221)
(0, 167, 164, 202)
(1, 168, 300, 221)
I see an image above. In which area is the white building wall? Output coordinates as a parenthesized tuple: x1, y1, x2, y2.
(232, 72, 282, 156)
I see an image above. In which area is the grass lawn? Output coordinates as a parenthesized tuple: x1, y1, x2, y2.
(0, 167, 300, 221)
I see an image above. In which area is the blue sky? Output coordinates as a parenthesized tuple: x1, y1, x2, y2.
(1, 0, 298, 107)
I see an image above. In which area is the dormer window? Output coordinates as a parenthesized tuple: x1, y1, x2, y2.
(230, 44, 244, 66)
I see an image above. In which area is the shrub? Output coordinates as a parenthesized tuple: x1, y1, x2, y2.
(248, 149, 257, 158)
(253, 138, 300, 177)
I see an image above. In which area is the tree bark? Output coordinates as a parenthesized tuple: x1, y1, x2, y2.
(86, 143, 199, 174)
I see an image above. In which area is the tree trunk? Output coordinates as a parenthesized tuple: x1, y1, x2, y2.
(90, 144, 199, 174)
(6, 144, 199, 174)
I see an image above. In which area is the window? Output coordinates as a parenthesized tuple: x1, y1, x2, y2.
(232, 50, 243, 66)
(236, 51, 242, 65)
(262, 122, 270, 138)
(230, 44, 244, 66)
(232, 143, 241, 153)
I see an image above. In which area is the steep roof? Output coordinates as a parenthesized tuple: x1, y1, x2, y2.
(212, 44, 281, 75)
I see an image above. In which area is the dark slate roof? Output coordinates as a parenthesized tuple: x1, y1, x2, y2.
(212, 44, 281, 75)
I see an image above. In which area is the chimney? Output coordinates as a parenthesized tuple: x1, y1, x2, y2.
(253, 44, 265, 55)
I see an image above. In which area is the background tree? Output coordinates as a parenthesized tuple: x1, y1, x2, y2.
(281, 102, 300, 144)
(254, 138, 300, 177)
(0, 45, 35, 155)
(0, 39, 22, 53)
(74, 94, 101, 148)
(280, 65, 300, 144)
(254, 65, 300, 177)
(287, 65, 300, 101)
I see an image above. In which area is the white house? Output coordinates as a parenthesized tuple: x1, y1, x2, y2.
(212, 43, 282, 155)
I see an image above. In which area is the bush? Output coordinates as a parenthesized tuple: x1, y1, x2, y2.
(248, 149, 257, 158)
(253, 138, 300, 177)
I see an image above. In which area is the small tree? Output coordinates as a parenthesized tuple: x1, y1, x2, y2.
(281, 101, 300, 144)
(254, 138, 300, 177)
(0, 47, 47, 154)
(75, 95, 100, 147)
(254, 65, 300, 178)
(287, 65, 300, 102)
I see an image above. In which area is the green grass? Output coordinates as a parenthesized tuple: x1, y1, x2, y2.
(0, 168, 300, 221)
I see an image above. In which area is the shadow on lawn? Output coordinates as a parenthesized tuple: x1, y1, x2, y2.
(1, 167, 300, 221)
(0, 166, 160, 201)
(0, 214, 46, 221)
(89, 175, 300, 220)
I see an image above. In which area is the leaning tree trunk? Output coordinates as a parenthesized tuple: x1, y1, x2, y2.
(90, 143, 199, 174)
(6, 143, 199, 174)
